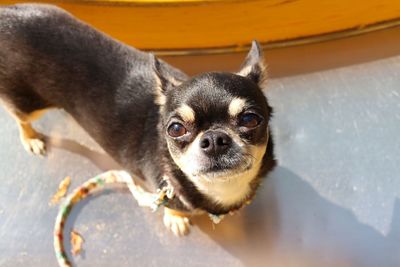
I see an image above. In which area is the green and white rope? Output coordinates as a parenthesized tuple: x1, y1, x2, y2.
(53, 170, 167, 267)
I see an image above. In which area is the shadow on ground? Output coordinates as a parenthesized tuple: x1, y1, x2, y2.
(194, 167, 400, 267)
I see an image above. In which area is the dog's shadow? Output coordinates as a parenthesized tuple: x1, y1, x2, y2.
(45, 135, 120, 171)
(194, 167, 400, 267)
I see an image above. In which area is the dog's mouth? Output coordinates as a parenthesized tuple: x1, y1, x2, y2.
(193, 154, 253, 179)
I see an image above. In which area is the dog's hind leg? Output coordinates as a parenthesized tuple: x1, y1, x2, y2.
(0, 79, 54, 155)
(3, 105, 50, 155)
(17, 109, 50, 155)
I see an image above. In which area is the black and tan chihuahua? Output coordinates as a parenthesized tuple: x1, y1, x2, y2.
(0, 4, 275, 236)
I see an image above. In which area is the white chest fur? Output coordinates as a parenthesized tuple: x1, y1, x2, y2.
(192, 163, 262, 207)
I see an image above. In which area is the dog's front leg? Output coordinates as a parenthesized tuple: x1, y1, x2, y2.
(163, 207, 191, 236)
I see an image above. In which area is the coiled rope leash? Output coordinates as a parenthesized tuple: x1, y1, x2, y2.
(53, 170, 173, 267)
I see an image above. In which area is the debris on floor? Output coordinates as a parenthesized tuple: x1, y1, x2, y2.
(70, 230, 84, 256)
(50, 176, 71, 206)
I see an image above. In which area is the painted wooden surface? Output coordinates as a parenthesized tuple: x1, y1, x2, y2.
(2, 0, 400, 53)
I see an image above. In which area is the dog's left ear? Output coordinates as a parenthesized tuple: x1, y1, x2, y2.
(237, 40, 267, 88)
(151, 54, 185, 105)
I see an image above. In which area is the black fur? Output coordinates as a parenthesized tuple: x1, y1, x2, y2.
(0, 4, 275, 216)
(0, 4, 183, 183)
(159, 73, 276, 214)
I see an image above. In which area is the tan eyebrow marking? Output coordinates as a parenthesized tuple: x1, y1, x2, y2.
(176, 104, 195, 122)
(228, 97, 247, 117)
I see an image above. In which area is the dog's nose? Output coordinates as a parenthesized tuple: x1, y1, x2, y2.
(200, 130, 232, 155)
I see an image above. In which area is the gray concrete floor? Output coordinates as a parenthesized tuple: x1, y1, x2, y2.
(1, 27, 400, 267)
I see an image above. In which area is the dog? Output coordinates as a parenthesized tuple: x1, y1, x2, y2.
(0, 4, 276, 236)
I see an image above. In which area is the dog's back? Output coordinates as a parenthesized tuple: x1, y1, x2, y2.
(0, 4, 184, 178)
(0, 4, 150, 112)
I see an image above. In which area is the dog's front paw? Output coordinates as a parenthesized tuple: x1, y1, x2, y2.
(163, 208, 191, 236)
(22, 136, 46, 155)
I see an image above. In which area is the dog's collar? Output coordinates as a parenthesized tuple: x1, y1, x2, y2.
(157, 174, 259, 225)
(151, 177, 227, 224)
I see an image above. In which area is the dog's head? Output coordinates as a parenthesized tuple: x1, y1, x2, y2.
(153, 41, 272, 207)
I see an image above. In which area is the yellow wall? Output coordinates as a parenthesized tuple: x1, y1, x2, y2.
(2, 0, 400, 53)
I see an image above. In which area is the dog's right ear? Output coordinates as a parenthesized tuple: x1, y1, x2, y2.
(151, 54, 183, 106)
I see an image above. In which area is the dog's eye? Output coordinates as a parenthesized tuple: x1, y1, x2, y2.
(167, 123, 187, 137)
(239, 113, 261, 128)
